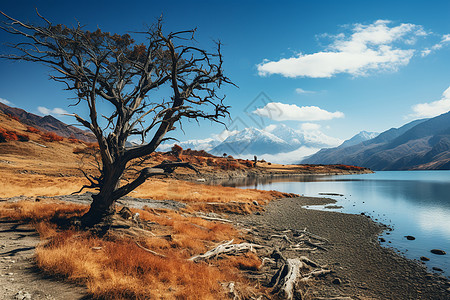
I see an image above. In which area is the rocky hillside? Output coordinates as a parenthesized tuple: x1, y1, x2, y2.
(302, 112, 450, 170)
(0, 103, 95, 142)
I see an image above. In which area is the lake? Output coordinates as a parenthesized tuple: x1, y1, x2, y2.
(216, 171, 450, 278)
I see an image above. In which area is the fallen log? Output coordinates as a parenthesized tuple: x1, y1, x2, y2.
(304, 240, 328, 251)
(197, 215, 233, 223)
(270, 234, 292, 243)
(300, 269, 332, 282)
(135, 241, 166, 258)
(189, 240, 264, 262)
(270, 258, 304, 300)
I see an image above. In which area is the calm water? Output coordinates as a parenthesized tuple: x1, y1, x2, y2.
(217, 171, 450, 277)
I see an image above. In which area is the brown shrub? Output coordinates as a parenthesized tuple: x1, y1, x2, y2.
(17, 133, 30, 142)
(73, 144, 99, 155)
(183, 148, 215, 157)
(68, 135, 82, 143)
(245, 160, 254, 168)
(26, 126, 41, 134)
(0, 127, 18, 142)
(41, 132, 64, 142)
(206, 158, 215, 166)
(6, 113, 19, 121)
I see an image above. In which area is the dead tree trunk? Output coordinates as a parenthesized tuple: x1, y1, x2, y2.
(0, 11, 232, 229)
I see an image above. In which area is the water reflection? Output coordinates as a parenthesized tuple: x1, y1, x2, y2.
(214, 171, 450, 277)
(209, 175, 329, 189)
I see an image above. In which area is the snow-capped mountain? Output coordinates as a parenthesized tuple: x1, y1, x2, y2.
(157, 124, 342, 163)
(209, 124, 342, 158)
(337, 131, 379, 148)
(210, 127, 295, 156)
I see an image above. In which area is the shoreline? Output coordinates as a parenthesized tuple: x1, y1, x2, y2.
(176, 168, 374, 182)
(1, 190, 449, 298)
(231, 196, 450, 299)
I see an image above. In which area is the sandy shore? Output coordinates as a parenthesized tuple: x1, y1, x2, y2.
(231, 197, 450, 299)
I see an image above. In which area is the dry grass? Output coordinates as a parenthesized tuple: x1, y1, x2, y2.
(0, 200, 88, 222)
(0, 174, 89, 198)
(133, 178, 285, 204)
(0, 200, 265, 299)
(37, 233, 232, 299)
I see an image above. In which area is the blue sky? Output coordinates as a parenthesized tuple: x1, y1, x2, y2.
(1, 0, 450, 149)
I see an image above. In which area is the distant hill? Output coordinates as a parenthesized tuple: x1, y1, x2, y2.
(0, 103, 95, 142)
(337, 131, 379, 149)
(302, 112, 450, 170)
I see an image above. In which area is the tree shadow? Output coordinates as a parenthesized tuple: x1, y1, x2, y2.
(26, 265, 92, 299)
(1, 246, 35, 256)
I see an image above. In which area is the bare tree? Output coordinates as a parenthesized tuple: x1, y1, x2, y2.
(0, 11, 232, 226)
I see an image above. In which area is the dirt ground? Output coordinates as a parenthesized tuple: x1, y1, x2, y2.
(0, 220, 88, 300)
(231, 197, 450, 300)
(1, 195, 449, 299)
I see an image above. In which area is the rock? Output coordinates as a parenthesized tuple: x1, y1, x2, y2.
(332, 278, 342, 285)
(379, 238, 386, 243)
(119, 207, 133, 219)
(420, 256, 430, 261)
(15, 291, 32, 300)
(430, 249, 446, 255)
(432, 267, 443, 272)
(405, 235, 415, 240)
(253, 200, 259, 206)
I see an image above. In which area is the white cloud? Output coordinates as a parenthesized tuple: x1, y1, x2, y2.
(253, 102, 344, 121)
(258, 20, 429, 78)
(443, 34, 450, 43)
(254, 146, 321, 164)
(0, 98, 11, 105)
(295, 88, 315, 94)
(409, 86, 450, 118)
(264, 124, 278, 132)
(213, 129, 239, 142)
(37, 106, 69, 116)
(422, 33, 450, 56)
(300, 123, 321, 131)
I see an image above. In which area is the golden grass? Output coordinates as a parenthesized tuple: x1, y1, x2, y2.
(133, 178, 285, 204)
(37, 233, 232, 299)
(0, 200, 265, 299)
(0, 200, 88, 222)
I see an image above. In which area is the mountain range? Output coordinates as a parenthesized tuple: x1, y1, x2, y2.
(302, 111, 450, 170)
(210, 124, 341, 156)
(0, 103, 95, 142)
(157, 124, 342, 161)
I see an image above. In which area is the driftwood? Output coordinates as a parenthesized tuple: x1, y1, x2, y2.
(135, 241, 166, 258)
(189, 240, 264, 262)
(267, 255, 330, 299)
(299, 269, 332, 282)
(196, 215, 233, 223)
(270, 258, 304, 300)
(304, 240, 328, 251)
(297, 228, 329, 243)
(269, 234, 292, 243)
